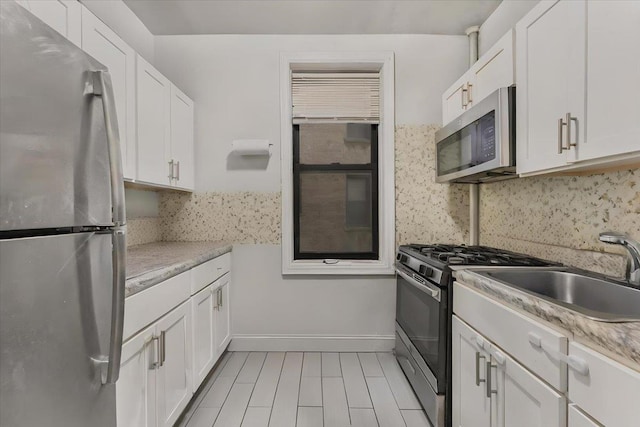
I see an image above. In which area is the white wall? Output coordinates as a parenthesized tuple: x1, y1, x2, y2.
(80, 0, 155, 62)
(154, 34, 468, 192)
(153, 34, 468, 350)
(479, 0, 539, 56)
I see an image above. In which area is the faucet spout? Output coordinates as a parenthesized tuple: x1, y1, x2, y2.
(599, 231, 640, 286)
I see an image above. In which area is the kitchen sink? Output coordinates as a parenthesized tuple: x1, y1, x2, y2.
(475, 269, 640, 322)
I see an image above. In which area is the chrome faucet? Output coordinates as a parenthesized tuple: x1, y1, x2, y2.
(599, 231, 640, 286)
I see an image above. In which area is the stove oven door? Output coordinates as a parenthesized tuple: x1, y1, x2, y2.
(395, 264, 448, 393)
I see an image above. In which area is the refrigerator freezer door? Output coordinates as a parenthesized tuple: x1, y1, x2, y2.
(0, 232, 117, 427)
(0, 2, 115, 231)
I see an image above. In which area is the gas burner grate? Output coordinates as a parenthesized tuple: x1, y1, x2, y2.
(403, 243, 557, 267)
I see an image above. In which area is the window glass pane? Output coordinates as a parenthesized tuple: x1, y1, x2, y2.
(299, 123, 371, 165)
(299, 172, 373, 254)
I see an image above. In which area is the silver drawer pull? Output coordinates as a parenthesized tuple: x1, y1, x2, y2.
(475, 352, 486, 386)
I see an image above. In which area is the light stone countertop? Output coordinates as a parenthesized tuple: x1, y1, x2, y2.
(126, 241, 232, 297)
(454, 269, 640, 371)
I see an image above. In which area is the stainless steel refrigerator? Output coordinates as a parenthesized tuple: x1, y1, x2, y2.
(0, 2, 126, 426)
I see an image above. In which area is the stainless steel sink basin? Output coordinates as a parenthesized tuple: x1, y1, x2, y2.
(476, 269, 640, 322)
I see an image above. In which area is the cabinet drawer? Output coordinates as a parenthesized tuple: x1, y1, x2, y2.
(124, 271, 191, 341)
(453, 282, 568, 391)
(568, 342, 640, 427)
(191, 253, 230, 295)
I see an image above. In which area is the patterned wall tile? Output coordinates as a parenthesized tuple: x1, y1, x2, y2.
(127, 217, 162, 247)
(395, 124, 470, 245)
(160, 191, 281, 244)
(480, 168, 639, 276)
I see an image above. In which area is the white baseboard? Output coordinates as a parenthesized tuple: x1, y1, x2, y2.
(229, 335, 395, 352)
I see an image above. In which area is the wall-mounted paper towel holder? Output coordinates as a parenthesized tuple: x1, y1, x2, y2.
(230, 139, 272, 156)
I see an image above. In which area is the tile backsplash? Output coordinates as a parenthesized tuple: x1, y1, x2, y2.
(126, 217, 162, 247)
(480, 168, 639, 277)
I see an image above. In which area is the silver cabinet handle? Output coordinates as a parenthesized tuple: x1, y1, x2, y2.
(168, 160, 174, 180)
(175, 161, 180, 181)
(218, 288, 223, 308)
(462, 85, 468, 108)
(476, 352, 486, 386)
(467, 83, 473, 104)
(151, 336, 161, 369)
(558, 117, 566, 154)
(92, 71, 126, 226)
(566, 112, 577, 151)
(160, 330, 166, 367)
(486, 361, 498, 398)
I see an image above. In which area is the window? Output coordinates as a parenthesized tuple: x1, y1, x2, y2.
(280, 52, 395, 275)
(293, 123, 379, 259)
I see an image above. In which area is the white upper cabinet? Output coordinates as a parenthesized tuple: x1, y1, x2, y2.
(17, 0, 81, 46)
(442, 30, 514, 125)
(81, 7, 137, 180)
(170, 85, 195, 191)
(516, 0, 640, 176)
(136, 54, 172, 186)
(470, 30, 514, 107)
(580, 1, 640, 161)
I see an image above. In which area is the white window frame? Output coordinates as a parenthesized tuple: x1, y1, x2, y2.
(280, 52, 395, 275)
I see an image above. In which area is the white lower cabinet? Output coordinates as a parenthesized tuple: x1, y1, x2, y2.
(452, 316, 491, 427)
(568, 405, 601, 427)
(118, 302, 191, 427)
(117, 324, 156, 427)
(155, 302, 192, 427)
(214, 276, 231, 356)
(191, 284, 216, 389)
(452, 316, 565, 427)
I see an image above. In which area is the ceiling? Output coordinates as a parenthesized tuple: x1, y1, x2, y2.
(123, 0, 502, 36)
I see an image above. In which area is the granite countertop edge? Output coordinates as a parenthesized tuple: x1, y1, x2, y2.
(125, 242, 233, 298)
(454, 269, 640, 371)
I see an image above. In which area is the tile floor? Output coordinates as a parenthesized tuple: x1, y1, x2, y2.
(178, 351, 431, 427)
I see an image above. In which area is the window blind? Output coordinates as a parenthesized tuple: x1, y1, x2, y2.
(292, 72, 380, 123)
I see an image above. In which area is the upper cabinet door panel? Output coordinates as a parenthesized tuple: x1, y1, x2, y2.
(515, 0, 585, 174)
(136, 55, 172, 186)
(170, 85, 195, 191)
(81, 8, 137, 180)
(581, 1, 640, 161)
(18, 0, 81, 46)
(471, 30, 514, 103)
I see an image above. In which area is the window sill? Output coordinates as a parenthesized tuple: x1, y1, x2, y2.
(282, 259, 395, 276)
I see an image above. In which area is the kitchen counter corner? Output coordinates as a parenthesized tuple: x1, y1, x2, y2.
(126, 241, 232, 297)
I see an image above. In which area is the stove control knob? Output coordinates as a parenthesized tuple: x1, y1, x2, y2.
(419, 265, 433, 277)
(396, 253, 402, 261)
(398, 254, 408, 263)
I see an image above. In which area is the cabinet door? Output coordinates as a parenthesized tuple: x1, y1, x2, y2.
(471, 30, 514, 103)
(516, 0, 585, 174)
(214, 276, 231, 356)
(17, 0, 81, 46)
(442, 78, 469, 125)
(452, 316, 491, 427)
(117, 325, 157, 427)
(191, 285, 215, 390)
(81, 8, 137, 180)
(580, 1, 640, 161)
(170, 85, 195, 190)
(491, 347, 566, 427)
(156, 301, 193, 427)
(568, 405, 601, 427)
(136, 55, 172, 186)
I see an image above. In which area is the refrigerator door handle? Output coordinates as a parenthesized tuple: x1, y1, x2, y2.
(92, 70, 126, 226)
(104, 227, 126, 384)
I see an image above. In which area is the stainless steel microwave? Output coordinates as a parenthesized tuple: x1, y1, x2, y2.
(435, 86, 516, 183)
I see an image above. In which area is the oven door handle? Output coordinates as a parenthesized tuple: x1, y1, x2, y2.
(395, 265, 441, 302)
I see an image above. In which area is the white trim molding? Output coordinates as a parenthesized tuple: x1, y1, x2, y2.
(280, 51, 396, 275)
(229, 334, 395, 352)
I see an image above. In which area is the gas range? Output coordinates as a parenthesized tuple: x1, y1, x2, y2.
(397, 243, 558, 276)
(394, 243, 559, 427)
